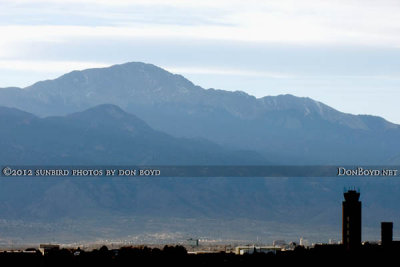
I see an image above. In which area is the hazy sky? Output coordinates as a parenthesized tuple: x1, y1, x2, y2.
(1, 0, 400, 123)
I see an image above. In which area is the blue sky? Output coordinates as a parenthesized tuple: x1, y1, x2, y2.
(1, 0, 400, 123)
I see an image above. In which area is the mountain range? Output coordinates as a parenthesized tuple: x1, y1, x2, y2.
(1, 62, 399, 164)
(0, 104, 264, 165)
(0, 62, 399, 244)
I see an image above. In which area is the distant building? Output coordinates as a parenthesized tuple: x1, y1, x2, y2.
(187, 238, 199, 247)
(342, 189, 361, 250)
(300, 237, 310, 247)
(39, 244, 60, 255)
(381, 222, 393, 247)
(235, 245, 280, 255)
(272, 240, 286, 247)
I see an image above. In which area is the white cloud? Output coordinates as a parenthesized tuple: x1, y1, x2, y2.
(1, 0, 400, 48)
(2, 0, 240, 8)
(0, 59, 110, 73)
(164, 66, 294, 79)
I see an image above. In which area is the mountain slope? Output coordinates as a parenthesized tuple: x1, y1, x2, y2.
(0, 104, 266, 165)
(0, 62, 399, 164)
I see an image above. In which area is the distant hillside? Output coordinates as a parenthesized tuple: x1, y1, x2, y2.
(0, 104, 265, 165)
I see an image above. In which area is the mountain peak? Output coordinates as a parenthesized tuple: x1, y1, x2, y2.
(261, 94, 327, 113)
(67, 103, 143, 124)
(81, 103, 127, 117)
(21, 61, 199, 110)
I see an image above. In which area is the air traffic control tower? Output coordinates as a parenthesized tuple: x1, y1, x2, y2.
(342, 189, 362, 251)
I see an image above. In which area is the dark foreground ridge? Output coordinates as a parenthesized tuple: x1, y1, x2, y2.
(1, 244, 399, 267)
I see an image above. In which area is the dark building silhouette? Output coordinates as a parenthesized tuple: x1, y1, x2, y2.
(342, 189, 361, 250)
(381, 222, 393, 247)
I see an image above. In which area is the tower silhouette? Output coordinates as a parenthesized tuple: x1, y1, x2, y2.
(342, 189, 361, 251)
(381, 222, 393, 247)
